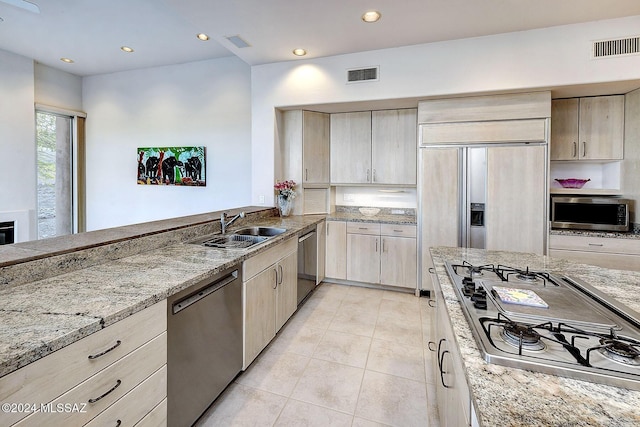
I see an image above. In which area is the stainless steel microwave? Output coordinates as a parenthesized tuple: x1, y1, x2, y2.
(551, 197, 631, 232)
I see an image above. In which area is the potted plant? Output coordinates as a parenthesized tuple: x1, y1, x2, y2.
(274, 180, 296, 216)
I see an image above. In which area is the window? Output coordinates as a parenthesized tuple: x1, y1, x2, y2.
(35, 108, 86, 239)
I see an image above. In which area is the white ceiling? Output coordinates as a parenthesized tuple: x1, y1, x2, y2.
(1, 0, 640, 77)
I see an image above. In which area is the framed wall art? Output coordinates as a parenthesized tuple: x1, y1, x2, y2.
(137, 146, 206, 186)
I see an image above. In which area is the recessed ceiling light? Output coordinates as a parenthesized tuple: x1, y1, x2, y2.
(120, 46, 134, 53)
(361, 10, 381, 23)
(196, 33, 209, 41)
(292, 48, 307, 57)
(60, 57, 74, 63)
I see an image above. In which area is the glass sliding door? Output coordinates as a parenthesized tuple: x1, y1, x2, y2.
(36, 111, 73, 239)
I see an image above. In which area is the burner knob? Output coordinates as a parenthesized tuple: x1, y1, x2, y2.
(463, 285, 476, 297)
(462, 277, 474, 285)
(472, 297, 487, 309)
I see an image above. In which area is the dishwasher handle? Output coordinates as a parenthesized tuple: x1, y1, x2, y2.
(298, 231, 316, 243)
(172, 269, 239, 315)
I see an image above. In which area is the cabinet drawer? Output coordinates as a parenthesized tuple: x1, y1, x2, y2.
(243, 236, 297, 280)
(420, 119, 546, 145)
(550, 249, 640, 272)
(136, 398, 167, 427)
(346, 222, 381, 235)
(15, 333, 167, 427)
(549, 235, 640, 255)
(85, 365, 166, 427)
(0, 301, 166, 426)
(380, 224, 416, 238)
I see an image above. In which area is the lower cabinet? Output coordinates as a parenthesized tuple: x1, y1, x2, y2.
(0, 301, 168, 427)
(242, 236, 298, 369)
(325, 220, 347, 280)
(429, 270, 472, 427)
(346, 222, 417, 289)
(549, 234, 640, 272)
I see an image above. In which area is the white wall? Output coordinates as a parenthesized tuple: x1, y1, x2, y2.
(0, 49, 36, 242)
(34, 64, 83, 111)
(82, 57, 252, 231)
(251, 16, 640, 205)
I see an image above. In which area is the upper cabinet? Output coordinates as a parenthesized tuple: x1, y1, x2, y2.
(550, 96, 624, 161)
(371, 109, 418, 185)
(302, 111, 330, 184)
(330, 111, 372, 184)
(331, 109, 417, 185)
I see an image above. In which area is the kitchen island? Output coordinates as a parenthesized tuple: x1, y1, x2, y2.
(0, 211, 325, 378)
(430, 246, 640, 427)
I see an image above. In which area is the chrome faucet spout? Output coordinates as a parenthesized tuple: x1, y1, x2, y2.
(221, 211, 245, 234)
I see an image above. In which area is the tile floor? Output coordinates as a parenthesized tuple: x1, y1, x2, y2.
(195, 283, 440, 427)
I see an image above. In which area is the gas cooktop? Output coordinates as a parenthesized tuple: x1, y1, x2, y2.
(445, 261, 640, 390)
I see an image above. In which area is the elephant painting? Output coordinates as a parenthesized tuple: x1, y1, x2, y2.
(137, 146, 206, 186)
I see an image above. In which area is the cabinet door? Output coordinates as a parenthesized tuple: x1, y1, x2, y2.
(276, 250, 298, 332)
(317, 221, 326, 284)
(303, 111, 330, 184)
(380, 236, 417, 288)
(346, 233, 380, 283)
(330, 111, 372, 184)
(419, 148, 460, 292)
(485, 145, 546, 254)
(244, 267, 277, 367)
(325, 221, 347, 279)
(371, 109, 417, 185)
(579, 96, 624, 160)
(550, 98, 579, 160)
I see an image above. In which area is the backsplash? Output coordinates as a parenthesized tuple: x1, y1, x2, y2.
(335, 186, 416, 209)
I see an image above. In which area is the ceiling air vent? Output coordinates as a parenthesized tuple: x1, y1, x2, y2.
(347, 66, 379, 83)
(592, 36, 640, 58)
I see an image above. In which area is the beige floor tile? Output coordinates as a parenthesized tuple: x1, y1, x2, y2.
(286, 301, 336, 330)
(274, 399, 353, 427)
(195, 382, 287, 426)
(382, 289, 418, 302)
(328, 305, 378, 337)
(313, 330, 372, 368)
(235, 351, 310, 397)
(366, 338, 425, 382)
(373, 316, 423, 347)
(267, 321, 325, 357)
(352, 417, 393, 426)
(377, 298, 422, 323)
(291, 358, 365, 414)
(355, 370, 429, 427)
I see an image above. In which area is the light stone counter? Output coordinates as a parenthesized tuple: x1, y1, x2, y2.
(326, 206, 416, 225)
(430, 247, 640, 427)
(550, 229, 640, 240)
(0, 213, 325, 378)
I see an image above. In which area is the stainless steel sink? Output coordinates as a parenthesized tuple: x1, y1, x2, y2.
(233, 227, 287, 237)
(200, 234, 268, 249)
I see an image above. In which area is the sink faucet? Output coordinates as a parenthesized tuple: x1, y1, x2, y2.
(221, 211, 245, 234)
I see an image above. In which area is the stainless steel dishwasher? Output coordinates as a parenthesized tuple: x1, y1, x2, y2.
(167, 265, 242, 427)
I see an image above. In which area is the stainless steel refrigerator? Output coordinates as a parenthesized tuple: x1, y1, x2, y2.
(418, 142, 548, 293)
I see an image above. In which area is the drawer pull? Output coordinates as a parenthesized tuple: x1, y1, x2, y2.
(88, 379, 121, 404)
(358, 227, 369, 230)
(88, 340, 122, 360)
(393, 229, 403, 233)
(588, 243, 604, 247)
(116, 421, 122, 427)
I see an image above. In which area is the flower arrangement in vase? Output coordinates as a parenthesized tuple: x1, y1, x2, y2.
(274, 180, 296, 216)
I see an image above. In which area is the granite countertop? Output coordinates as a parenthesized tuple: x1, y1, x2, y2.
(326, 206, 416, 225)
(430, 247, 640, 427)
(550, 228, 640, 240)
(0, 214, 325, 379)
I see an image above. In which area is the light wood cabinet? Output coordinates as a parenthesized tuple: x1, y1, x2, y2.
(331, 109, 417, 185)
(0, 302, 167, 427)
(242, 236, 298, 368)
(346, 222, 417, 289)
(331, 111, 372, 184)
(551, 96, 624, 161)
(549, 234, 640, 272)
(281, 110, 330, 215)
(302, 111, 331, 184)
(325, 221, 347, 280)
(371, 109, 417, 185)
(317, 220, 326, 283)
